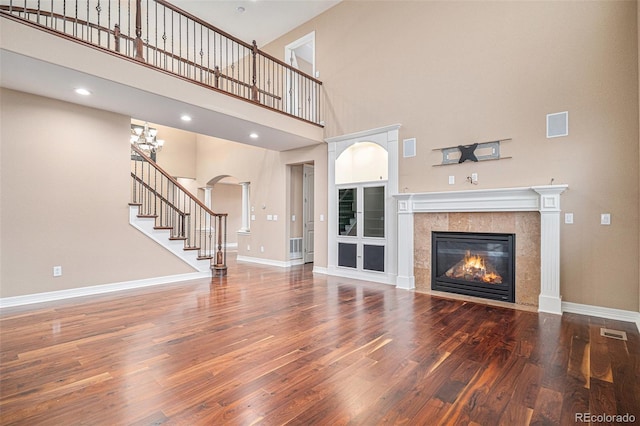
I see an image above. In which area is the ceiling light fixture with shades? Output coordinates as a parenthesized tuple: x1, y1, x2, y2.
(131, 122, 164, 161)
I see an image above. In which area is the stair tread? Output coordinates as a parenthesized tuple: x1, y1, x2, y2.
(154, 226, 173, 230)
(169, 236, 187, 240)
(137, 214, 157, 218)
(184, 247, 200, 251)
(197, 256, 213, 260)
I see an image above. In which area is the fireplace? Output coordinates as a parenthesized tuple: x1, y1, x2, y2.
(431, 231, 515, 303)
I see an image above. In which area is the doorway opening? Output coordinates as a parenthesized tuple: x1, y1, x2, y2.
(289, 163, 314, 264)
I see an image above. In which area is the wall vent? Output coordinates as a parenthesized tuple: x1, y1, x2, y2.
(600, 328, 627, 341)
(403, 138, 416, 158)
(546, 111, 568, 138)
(289, 237, 303, 260)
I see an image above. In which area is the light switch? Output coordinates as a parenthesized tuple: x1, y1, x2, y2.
(273, 215, 278, 221)
(448, 176, 455, 185)
(267, 214, 273, 221)
(564, 213, 573, 224)
(291, 215, 296, 222)
(601, 213, 611, 225)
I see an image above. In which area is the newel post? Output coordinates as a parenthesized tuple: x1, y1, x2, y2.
(251, 40, 259, 102)
(134, 0, 145, 61)
(212, 214, 228, 277)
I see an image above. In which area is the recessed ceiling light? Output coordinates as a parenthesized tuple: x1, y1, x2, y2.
(249, 132, 259, 139)
(74, 88, 91, 96)
(180, 115, 192, 122)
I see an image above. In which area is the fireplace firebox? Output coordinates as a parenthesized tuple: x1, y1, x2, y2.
(431, 232, 515, 302)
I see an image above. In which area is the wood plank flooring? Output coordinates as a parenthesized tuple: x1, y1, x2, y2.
(1, 257, 639, 425)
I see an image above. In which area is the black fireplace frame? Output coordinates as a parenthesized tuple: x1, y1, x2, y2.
(431, 231, 515, 303)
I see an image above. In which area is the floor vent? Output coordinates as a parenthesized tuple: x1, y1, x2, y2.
(600, 328, 627, 341)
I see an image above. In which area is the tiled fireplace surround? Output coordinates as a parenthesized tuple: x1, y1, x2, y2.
(394, 185, 568, 314)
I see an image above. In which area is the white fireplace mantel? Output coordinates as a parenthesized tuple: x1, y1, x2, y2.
(394, 184, 568, 315)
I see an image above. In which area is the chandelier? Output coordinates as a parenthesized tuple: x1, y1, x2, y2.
(131, 122, 164, 160)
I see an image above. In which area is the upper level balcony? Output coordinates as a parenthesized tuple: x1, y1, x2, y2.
(0, 0, 324, 150)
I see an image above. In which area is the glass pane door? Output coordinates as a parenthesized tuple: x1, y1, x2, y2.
(338, 188, 357, 236)
(336, 184, 386, 273)
(364, 186, 384, 238)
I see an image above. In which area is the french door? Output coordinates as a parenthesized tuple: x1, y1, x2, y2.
(336, 183, 386, 273)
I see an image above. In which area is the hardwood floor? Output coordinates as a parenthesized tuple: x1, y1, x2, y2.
(1, 257, 639, 425)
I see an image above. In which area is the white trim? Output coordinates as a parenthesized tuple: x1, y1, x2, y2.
(325, 266, 395, 285)
(395, 184, 568, 314)
(312, 266, 328, 275)
(563, 302, 640, 333)
(236, 255, 303, 268)
(0, 272, 209, 309)
(325, 124, 400, 286)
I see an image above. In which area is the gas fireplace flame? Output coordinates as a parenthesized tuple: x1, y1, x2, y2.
(445, 250, 503, 284)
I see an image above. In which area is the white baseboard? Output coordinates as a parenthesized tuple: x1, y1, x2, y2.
(236, 255, 290, 268)
(324, 266, 395, 285)
(0, 272, 210, 309)
(562, 301, 640, 333)
(312, 266, 328, 275)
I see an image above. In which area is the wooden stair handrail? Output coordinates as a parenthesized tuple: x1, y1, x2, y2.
(131, 145, 226, 219)
(130, 173, 189, 216)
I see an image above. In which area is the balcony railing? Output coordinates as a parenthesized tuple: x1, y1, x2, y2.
(0, 0, 323, 125)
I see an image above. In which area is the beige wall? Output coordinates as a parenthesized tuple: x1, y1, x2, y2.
(0, 89, 194, 298)
(195, 136, 327, 265)
(290, 165, 304, 239)
(266, 1, 639, 311)
(151, 122, 197, 179)
(211, 183, 242, 245)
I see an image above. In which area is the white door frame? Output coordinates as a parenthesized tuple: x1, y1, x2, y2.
(284, 31, 316, 118)
(303, 164, 315, 263)
(325, 124, 400, 285)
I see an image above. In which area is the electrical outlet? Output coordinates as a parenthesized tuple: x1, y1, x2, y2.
(53, 266, 62, 277)
(448, 176, 455, 185)
(601, 213, 611, 225)
(320, 214, 325, 222)
(471, 173, 478, 183)
(273, 215, 278, 221)
(565, 213, 574, 224)
(260, 246, 265, 253)
(291, 215, 296, 222)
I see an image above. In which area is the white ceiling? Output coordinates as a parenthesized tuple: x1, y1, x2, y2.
(171, 0, 340, 47)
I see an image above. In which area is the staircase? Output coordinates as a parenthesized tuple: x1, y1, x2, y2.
(129, 145, 227, 276)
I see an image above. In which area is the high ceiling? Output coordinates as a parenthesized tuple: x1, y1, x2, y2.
(171, 0, 340, 47)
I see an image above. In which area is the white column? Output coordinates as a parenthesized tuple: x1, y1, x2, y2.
(203, 187, 212, 210)
(533, 185, 568, 315)
(239, 182, 250, 232)
(396, 196, 415, 290)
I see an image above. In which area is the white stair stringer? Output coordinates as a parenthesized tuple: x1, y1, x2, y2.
(129, 205, 210, 272)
